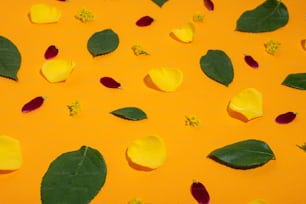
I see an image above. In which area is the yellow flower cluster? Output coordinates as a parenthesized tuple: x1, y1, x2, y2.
(185, 115, 200, 127)
(75, 8, 95, 23)
(128, 197, 143, 204)
(265, 39, 281, 55)
(193, 12, 204, 23)
(131, 44, 149, 56)
(67, 100, 80, 116)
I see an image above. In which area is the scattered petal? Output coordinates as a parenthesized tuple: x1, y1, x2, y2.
(67, 100, 80, 116)
(127, 135, 166, 169)
(131, 44, 149, 56)
(136, 16, 154, 27)
(148, 67, 183, 92)
(128, 197, 143, 204)
(193, 12, 204, 23)
(41, 59, 76, 83)
(229, 88, 263, 121)
(100, 76, 121, 88)
(30, 4, 61, 24)
(244, 55, 259, 68)
(171, 22, 195, 43)
(265, 39, 280, 55)
(297, 143, 306, 152)
(185, 115, 200, 127)
(44, 45, 59, 59)
(204, 0, 214, 11)
(191, 180, 210, 204)
(275, 112, 296, 124)
(248, 199, 269, 204)
(75, 7, 95, 23)
(22, 96, 46, 113)
(0, 135, 22, 170)
(301, 39, 306, 50)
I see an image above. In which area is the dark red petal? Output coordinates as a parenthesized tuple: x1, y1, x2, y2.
(204, 0, 214, 11)
(275, 112, 297, 124)
(22, 96, 45, 113)
(191, 180, 210, 204)
(100, 77, 121, 88)
(44, 45, 59, 59)
(244, 55, 259, 68)
(136, 16, 154, 27)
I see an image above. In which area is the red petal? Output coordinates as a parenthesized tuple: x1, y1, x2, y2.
(136, 16, 154, 27)
(204, 0, 214, 11)
(275, 112, 297, 124)
(22, 96, 45, 113)
(191, 180, 210, 204)
(44, 45, 59, 59)
(244, 55, 259, 68)
(100, 77, 121, 88)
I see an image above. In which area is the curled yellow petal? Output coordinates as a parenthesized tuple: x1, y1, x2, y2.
(229, 88, 263, 121)
(248, 199, 269, 204)
(148, 67, 183, 92)
(41, 59, 76, 83)
(127, 135, 166, 169)
(171, 22, 195, 43)
(30, 4, 61, 24)
(0, 135, 22, 170)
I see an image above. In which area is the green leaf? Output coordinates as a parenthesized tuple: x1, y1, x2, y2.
(208, 139, 275, 169)
(87, 29, 119, 57)
(282, 73, 306, 90)
(152, 0, 168, 7)
(236, 0, 289, 33)
(111, 107, 147, 121)
(200, 50, 234, 86)
(41, 146, 107, 204)
(0, 36, 21, 81)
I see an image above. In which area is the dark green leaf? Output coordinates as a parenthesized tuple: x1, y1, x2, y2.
(41, 146, 107, 204)
(236, 0, 289, 33)
(111, 107, 147, 121)
(87, 29, 119, 57)
(282, 73, 306, 90)
(200, 50, 234, 86)
(152, 0, 168, 7)
(0, 36, 21, 80)
(208, 139, 275, 169)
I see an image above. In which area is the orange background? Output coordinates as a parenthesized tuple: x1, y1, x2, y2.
(0, 0, 306, 203)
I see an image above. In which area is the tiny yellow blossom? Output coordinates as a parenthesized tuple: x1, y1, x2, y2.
(128, 197, 143, 204)
(75, 7, 95, 23)
(265, 39, 281, 55)
(193, 12, 204, 23)
(67, 100, 80, 116)
(131, 44, 149, 56)
(185, 115, 200, 127)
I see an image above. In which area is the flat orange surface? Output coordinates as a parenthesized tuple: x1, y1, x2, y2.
(0, 0, 306, 203)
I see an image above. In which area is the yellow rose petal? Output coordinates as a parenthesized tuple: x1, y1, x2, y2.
(127, 135, 166, 169)
(30, 4, 61, 24)
(229, 88, 263, 121)
(0, 135, 22, 170)
(148, 67, 183, 92)
(248, 199, 269, 204)
(41, 59, 76, 83)
(171, 22, 195, 43)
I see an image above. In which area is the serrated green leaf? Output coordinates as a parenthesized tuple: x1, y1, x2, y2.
(236, 0, 289, 33)
(152, 0, 168, 7)
(41, 146, 107, 204)
(282, 73, 306, 90)
(111, 107, 147, 121)
(0, 36, 21, 81)
(200, 50, 234, 86)
(208, 139, 275, 169)
(87, 29, 119, 57)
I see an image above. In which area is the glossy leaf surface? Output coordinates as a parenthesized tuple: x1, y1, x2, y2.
(22, 96, 45, 113)
(236, 0, 288, 33)
(200, 50, 234, 86)
(41, 146, 107, 204)
(282, 73, 306, 90)
(111, 107, 147, 121)
(208, 139, 275, 169)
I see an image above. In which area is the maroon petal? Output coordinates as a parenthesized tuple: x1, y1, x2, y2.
(44, 45, 59, 59)
(204, 0, 214, 11)
(244, 55, 259, 68)
(136, 16, 154, 27)
(191, 180, 210, 204)
(22, 96, 45, 113)
(100, 77, 121, 88)
(275, 112, 297, 124)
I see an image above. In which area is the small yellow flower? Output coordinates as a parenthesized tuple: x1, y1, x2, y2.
(131, 44, 149, 56)
(75, 7, 95, 23)
(67, 100, 80, 116)
(193, 12, 204, 23)
(265, 39, 281, 55)
(185, 115, 200, 127)
(128, 197, 143, 204)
